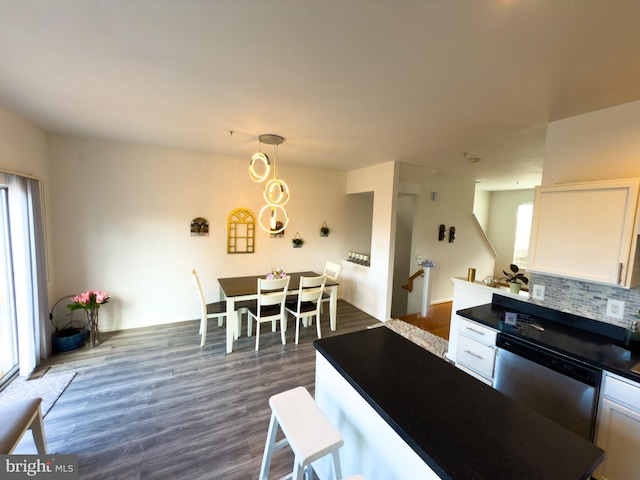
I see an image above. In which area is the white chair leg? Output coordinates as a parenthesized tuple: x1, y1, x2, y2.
(280, 316, 287, 346)
(255, 319, 261, 351)
(272, 319, 277, 332)
(235, 312, 242, 339)
(200, 315, 207, 347)
(218, 316, 224, 327)
(293, 462, 304, 480)
(295, 316, 301, 344)
(316, 312, 322, 339)
(247, 312, 253, 337)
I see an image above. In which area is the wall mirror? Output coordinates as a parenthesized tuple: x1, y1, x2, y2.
(228, 208, 255, 254)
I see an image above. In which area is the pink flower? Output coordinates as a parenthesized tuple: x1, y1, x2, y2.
(67, 290, 110, 311)
(94, 291, 109, 304)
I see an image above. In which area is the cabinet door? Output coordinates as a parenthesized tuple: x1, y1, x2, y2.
(456, 334, 496, 380)
(595, 397, 640, 480)
(447, 279, 498, 363)
(528, 180, 640, 287)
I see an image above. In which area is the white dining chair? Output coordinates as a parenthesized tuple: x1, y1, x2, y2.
(192, 269, 248, 347)
(319, 261, 341, 314)
(248, 276, 291, 351)
(285, 275, 327, 344)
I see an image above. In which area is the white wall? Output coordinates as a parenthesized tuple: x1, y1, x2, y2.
(344, 161, 398, 320)
(487, 189, 534, 279)
(0, 107, 49, 178)
(473, 188, 491, 232)
(408, 173, 495, 312)
(48, 135, 353, 331)
(543, 99, 640, 185)
(345, 193, 374, 254)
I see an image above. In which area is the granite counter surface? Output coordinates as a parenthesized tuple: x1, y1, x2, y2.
(457, 295, 640, 383)
(314, 327, 603, 480)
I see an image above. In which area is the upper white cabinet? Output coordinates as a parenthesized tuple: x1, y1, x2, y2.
(528, 179, 640, 288)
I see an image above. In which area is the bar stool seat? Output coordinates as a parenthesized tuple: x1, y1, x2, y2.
(0, 397, 47, 454)
(259, 386, 344, 480)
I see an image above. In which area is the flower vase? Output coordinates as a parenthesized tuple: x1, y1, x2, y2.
(86, 308, 100, 347)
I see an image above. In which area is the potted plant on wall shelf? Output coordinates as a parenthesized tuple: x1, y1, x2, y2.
(502, 264, 529, 294)
(320, 222, 330, 237)
(292, 233, 304, 248)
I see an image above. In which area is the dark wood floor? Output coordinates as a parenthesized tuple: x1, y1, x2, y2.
(14, 301, 384, 480)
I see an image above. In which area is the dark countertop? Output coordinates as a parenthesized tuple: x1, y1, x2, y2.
(314, 327, 604, 480)
(457, 295, 640, 383)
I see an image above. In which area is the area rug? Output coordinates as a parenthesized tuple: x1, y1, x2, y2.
(383, 319, 449, 359)
(0, 371, 76, 417)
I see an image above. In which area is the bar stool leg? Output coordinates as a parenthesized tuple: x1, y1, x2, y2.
(259, 413, 279, 480)
(31, 406, 47, 454)
(332, 450, 342, 479)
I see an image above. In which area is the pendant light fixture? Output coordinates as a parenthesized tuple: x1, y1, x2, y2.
(249, 137, 271, 182)
(250, 134, 290, 234)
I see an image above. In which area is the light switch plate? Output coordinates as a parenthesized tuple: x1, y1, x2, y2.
(532, 285, 545, 301)
(606, 299, 625, 319)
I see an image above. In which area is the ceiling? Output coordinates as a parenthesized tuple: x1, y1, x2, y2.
(1, 1, 640, 191)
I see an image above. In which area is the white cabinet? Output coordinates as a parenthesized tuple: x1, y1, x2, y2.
(595, 372, 640, 480)
(528, 179, 640, 288)
(447, 277, 527, 364)
(455, 318, 498, 386)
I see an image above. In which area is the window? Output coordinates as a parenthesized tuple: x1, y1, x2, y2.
(0, 186, 18, 387)
(513, 203, 533, 269)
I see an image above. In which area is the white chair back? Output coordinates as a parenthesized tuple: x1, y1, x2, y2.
(257, 276, 290, 308)
(297, 275, 327, 305)
(191, 269, 207, 319)
(324, 261, 341, 281)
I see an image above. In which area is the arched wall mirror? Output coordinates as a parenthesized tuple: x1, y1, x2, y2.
(228, 208, 255, 254)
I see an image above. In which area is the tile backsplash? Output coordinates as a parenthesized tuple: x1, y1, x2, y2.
(529, 273, 640, 329)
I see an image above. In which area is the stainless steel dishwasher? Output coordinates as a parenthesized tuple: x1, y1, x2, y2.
(493, 334, 601, 441)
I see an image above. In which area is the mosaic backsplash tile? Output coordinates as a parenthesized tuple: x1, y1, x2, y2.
(529, 273, 640, 329)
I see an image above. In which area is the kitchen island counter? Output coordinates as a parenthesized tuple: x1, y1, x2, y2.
(314, 327, 603, 480)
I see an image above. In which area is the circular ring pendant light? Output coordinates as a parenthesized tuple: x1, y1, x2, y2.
(259, 204, 289, 234)
(263, 178, 290, 206)
(249, 152, 270, 182)
(251, 134, 291, 233)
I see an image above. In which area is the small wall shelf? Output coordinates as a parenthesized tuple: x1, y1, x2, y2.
(191, 217, 209, 236)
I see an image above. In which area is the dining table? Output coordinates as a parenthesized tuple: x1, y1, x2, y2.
(218, 271, 340, 353)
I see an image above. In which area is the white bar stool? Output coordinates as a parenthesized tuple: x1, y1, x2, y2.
(0, 397, 47, 454)
(259, 386, 344, 480)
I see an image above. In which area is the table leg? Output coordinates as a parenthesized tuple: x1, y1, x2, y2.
(226, 297, 235, 353)
(329, 285, 337, 331)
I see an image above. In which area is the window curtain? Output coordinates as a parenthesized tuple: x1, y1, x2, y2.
(1, 173, 50, 375)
